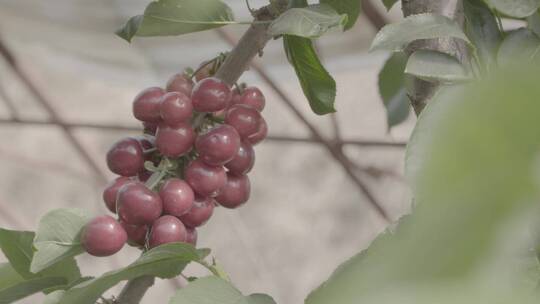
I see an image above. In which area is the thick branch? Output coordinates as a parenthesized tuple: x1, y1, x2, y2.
(116, 276, 155, 304)
(401, 0, 468, 114)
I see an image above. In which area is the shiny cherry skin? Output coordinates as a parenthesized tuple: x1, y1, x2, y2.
(155, 122, 195, 157)
(225, 104, 262, 139)
(120, 221, 148, 247)
(106, 137, 145, 177)
(238, 87, 265, 111)
(246, 116, 267, 145)
(160, 178, 195, 217)
(191, 77, 231, 112)
(185, 159, 227, 197)
(132, 87, 165, 123)
(166, 73, 194, 96)
(82, 215, 127, 257)
(179, 196, 215, 228)
(102, 177, 134, 213)
(117, 182, 163, 225)
(148, 215, 187, 248)
(224, 141, 255, 175)
(195, 125, 241, 166)
(215, 174, 250, 209)
(159, 92, 193, 125)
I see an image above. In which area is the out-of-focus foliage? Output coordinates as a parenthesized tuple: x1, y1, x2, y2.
(306, 62, 540, 304)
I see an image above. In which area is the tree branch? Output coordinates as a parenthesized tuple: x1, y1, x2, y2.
(116, 276, 155, 304)
(401, 0, 468, 114)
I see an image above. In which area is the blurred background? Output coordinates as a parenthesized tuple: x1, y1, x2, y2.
(0, 1, 413, 303)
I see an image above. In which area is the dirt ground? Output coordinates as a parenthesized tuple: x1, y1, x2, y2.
(0, 1, 413, 303)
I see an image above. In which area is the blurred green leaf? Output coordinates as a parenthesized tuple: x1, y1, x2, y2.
(306, 63, 540, 303)
(169, 276, 276, 304)
(486, 0, 540, 18)
(527, 10, 540, 36)
(31, 209, 89, 274)
(283, 35, 336, 115)
(378, 52, 410, 127)
(382, 0, 399, 11)
(269, 4, 347, 38)
(320, 0, 360, 30)
(405, 50, 470, 83)
(497, 28, 540, 66)
(0, 263, 66, 304)
(370, 13, 471, 52)
(55, 243, 207, 304)
(117, 0, 234, 42)
(463, 0, 502, 70)
(0, 228, 80, 284)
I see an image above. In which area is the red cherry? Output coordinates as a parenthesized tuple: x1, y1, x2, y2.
(191, 77, 231, 112)
(120, 221, 148, 247)
(82, 215, 127, 257)
(246, 116, 267, 145)
(155, 122, 195, 157)
(117, 182, 163, 225)
(160, 178, 195, 217)
(159, 92, 193, 125)
(106, 137, 145, 177)
(238, 87, 265, 111)
(224, 141, 255, 175)
(195, 125, 241, 166)
(225, 104, 262, 139)
(185, 159, 227, 197)
(149, 215, 187, 248)
(133, 87, 165, 123)
(179, 196, 215, 228)
(215, 174, 250, 209)
(166, 73, 194, 96)
(102, 177, 134, 213)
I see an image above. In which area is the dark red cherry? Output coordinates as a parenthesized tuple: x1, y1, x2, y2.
(179, 196, 215, 227)
(195, 125, 241, 166)
(149, 215, 187, 248)
(143, 121, 158, 135)
(191, 77, 231, 112)
(159, 92, 193, 125)
(82, 215, 127, 257)
(102, 177, 134, 213)
(106, 137, 145, 177)
(166, 73, 194, 96)
(155, 122, 195, 157)
(238, 87, 265, 111)
(215, 174, 250, 209)
(225, 104, 262, 139)
(133, 87, 165, 123)
(246, 116, 267, 145)
(160, 178, 195, 217)
(185, 159, 227, 197)
(224, 141, 255, 175)
(117, 182, 163, 225)
(120, 221, 148, 247)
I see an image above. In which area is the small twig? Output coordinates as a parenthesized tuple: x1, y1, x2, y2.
(362, 0, 390, 31)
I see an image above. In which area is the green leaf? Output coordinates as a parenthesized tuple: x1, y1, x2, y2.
(486, 0, 540, 18)
(527, 10, 540, 36)
(0, 263, 67, 304)
(320, 0, 361, 30)
(31, 209, 90, 274)
(405, 50, 470, 83)
(497, 28, 540, 66)
(168, 276, 276, 304)
(306, 64, 540, 303)
(382, 0, 399, 11)
(269, 4, 347, 38)
(116, 0, 235, 42)
(55, 243, 206, 304)
(283, 36, 336, 115)
(378, 52, 410, 128)
(463, 0, 502, 70)
(0, 228, 81, 284)
(370, 13, 471, 52)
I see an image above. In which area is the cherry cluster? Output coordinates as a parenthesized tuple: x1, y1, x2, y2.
(81, 69, 267, 257)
